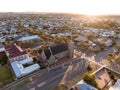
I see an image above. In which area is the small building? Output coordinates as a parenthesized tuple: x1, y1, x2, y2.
(105, 39, 112, 47)
(74, 36, 87, 42)
(95, 68, 111, 89)
(0, 37, 6, 42)
(5, 44, 29, 62)
(18, 35, 39, 42)
(97, 38, 112, 47)
(75, 67, 111, 90)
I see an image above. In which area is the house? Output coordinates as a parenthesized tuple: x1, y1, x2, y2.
(97, 38, 112, 47)
(105, 39, 112, 47)
(38, 42, 74, 65)
(74, 36, 87, 42)
(75, 67, 111, 90)
(0, 36, 6, 42)
(4, 44, 40, 78)
(23, 24, 29, 28)
(100, 31, 116, 37)
(64, 32, 71, 36)
(95, 68, 111, 89)
(90, 44, 99, 50)
(109, 79, 120, 90)
(5, 44, 29, 62)
(51, 32, 71, 37)
(18, 35, 39, 42)
(88, 41, 99, 49)
(75, 80, 98, 90)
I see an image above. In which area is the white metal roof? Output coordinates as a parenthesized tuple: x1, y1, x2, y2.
(19, 35, 39, 41)
(11, 58, 40, 78)
(22, 64, 40, 74)
(109, 79, 120, 90)
(19, 57, 33, 64)
(11, 61, 22, 78)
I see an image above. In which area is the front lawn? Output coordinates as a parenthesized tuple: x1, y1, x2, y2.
(0, 66, 13, 83)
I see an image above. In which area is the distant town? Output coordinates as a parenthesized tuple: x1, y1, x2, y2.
(0, 13, 120, 90)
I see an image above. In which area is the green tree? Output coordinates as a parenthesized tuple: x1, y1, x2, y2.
(83, 20, 116, 29)
(2, 41, 9, 46)
(79, 41, 90, 50)
(0, 56, 8, 65)
(87, 64, 93, 72)
(115, 44, 120, 52)
(27, 48, 31, 52)
(43, 25, 50, 29)
(83, 73, 98, 88)
(54, 36, 70, 44)
(21, 40, 34, 48)
(86, 32, 95, 39)
(107, 54, 114, 62)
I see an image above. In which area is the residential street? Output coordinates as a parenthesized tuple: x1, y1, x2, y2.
(94, 46, 115, 62)
(76, 46, 120, 75)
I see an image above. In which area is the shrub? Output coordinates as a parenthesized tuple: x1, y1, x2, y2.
(0, 56, 8, 65)
(83, 73, 98, 88)
(87, 64, 93, 72)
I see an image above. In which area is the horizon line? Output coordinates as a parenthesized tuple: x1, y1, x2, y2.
(0, 11, 120, 16)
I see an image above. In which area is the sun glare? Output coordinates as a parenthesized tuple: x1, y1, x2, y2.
(0, 0, 120, 15)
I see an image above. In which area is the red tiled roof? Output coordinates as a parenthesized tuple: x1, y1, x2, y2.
(5, 44, 28, 59)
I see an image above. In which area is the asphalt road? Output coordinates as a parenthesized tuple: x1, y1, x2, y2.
(16, 66, 66, 90)
(94, 46, 115, 62)
(76, 46, 115, 63)
(14, 58, 87, 90)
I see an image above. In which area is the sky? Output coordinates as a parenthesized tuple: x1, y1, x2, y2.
(0, 0, 120, 15)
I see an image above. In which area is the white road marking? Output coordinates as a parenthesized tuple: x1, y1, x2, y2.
(38, 82, 46, 87)
(30, 87, 35, 90)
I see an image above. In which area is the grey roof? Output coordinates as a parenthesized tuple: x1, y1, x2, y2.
(50, 43, 68, 55)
